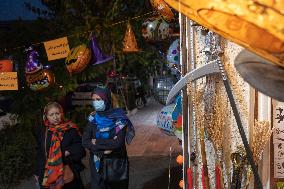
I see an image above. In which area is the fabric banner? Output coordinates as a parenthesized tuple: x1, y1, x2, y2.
(44, 37, 70, 61)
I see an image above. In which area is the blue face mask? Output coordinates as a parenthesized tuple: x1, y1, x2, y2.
(92, 100, 106, 111)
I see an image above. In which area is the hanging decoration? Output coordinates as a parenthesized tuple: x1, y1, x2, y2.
(0, 72, 18, 91)
(0, 58, 13, 72)
(156, 103, 175, 135)
(90, 36, 113, 65)
(167, 39, 180, 71)
(65, 44, 91, 74)
(172, 95, 182, 140)
(25, 47, 43, 74)
(43, 37, 70, 61)
(24, 47, 55, 91)
(164, 0, 284, 67)
(150, 0, 175, 22)
(26, 69, 55, 91)
(142, 16, 170, 42)
(123, 23, 139, 52)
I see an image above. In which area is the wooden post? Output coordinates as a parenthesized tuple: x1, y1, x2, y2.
(180, 13, 189, 189)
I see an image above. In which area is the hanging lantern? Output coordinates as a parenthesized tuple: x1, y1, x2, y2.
(90, 36, 113, 65)
(123, 23, 139, 52)
(26, 69, 55, 91)
(25, 47, 43, 74)
(142, 17, 171, 42)
(150, 0, 175, 22)
(65, 44, 91, 74)
(164, 0, 284, 67)
(0, 59, 13, 72)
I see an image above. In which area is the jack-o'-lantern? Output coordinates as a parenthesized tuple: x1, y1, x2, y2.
(26, 69, 55, 91)
(0, 59, 13, 72)
(65, 44, 91, 74)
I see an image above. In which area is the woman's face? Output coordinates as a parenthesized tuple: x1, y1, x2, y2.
(46, 107, 62, 125)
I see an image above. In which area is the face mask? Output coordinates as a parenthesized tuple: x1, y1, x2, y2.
(92, 100, 106, 111)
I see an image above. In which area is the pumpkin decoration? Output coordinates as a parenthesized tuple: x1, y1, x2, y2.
(150, 0, 174, 22)
(65, 44, 91, 74)
(26, 69, 55, 91)
(176, 155, 183, 165)
(0, 59, 13, 72)
(142, 17, 171, 42)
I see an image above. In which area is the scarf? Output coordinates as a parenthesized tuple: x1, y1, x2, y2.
(42, 121, 79, 189)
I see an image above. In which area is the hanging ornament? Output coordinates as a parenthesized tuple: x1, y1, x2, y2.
(150, 0, 174, 22)
(123, 23, 139, 52)
(142, 17, 171, 42)
(25, 47, 43, 74)
(65, 44, 91, 74)
(26, 69, 55, 91)
(156, 103, 175, 135)
(0, 58, 13, 72)
(90, 36, 113, 65)
(167, 39, 180, 68)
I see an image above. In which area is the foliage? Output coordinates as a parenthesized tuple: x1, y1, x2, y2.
(0, 124, 37, 189)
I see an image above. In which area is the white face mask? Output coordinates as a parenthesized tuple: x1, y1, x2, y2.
(92, 100, 106, 111)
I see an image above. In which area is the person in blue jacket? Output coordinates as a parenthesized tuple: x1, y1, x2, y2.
(82, 86, 135, 189)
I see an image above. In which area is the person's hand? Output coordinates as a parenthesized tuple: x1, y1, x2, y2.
(92, 139, 96, 145)
(113, 136, 118, 140)
(65, 151, 71, 156)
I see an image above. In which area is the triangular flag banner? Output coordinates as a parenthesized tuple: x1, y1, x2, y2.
(90, 36, 113, 65)
(123, 23, 139, 52)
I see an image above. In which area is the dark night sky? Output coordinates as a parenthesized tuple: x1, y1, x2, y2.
(0, 0, 47, 21)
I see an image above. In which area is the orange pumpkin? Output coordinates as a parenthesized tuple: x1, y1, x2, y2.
(176, 155, 183, 165)
(0, 59, 13, 72)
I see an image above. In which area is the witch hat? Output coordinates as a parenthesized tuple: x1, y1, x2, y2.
(90, 36, 113, 65)
(123, 23, 139, 52)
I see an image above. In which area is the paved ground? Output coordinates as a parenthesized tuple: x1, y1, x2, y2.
(16, 98, 182, 189)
